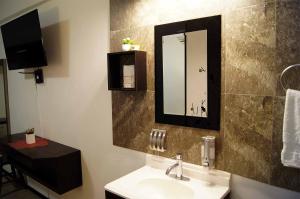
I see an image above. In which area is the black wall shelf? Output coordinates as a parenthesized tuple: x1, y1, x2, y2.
(107, 51, 147, 91)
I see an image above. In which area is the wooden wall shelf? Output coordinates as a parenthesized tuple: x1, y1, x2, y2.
(107, 51, 147, 91)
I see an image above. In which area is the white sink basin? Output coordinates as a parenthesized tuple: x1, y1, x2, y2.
(105, 154, 230, 199)
(137, 178, 194, 199)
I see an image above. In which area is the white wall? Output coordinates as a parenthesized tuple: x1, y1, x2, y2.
(231, 175, 300, 199)
(6, 69, 41, 134)
(36, 1, 146, 198)
(0, 32, 5, 59)
(0, 0, 146, 198)
(1, 0, 300, 199)
(0, 0, 47, 23)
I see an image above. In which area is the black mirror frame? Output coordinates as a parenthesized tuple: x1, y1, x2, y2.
(154, 15, 221, 130)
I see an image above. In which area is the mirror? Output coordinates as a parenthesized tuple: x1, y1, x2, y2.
(155, 16, 221, 130)
(163, 30, 208, 117)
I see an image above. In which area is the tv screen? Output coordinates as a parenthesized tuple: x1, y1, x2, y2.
(1, 9, 47, 70)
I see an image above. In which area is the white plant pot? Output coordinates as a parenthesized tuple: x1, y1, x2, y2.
(122, 44, 131, 51)
(26, 133, 36, 144)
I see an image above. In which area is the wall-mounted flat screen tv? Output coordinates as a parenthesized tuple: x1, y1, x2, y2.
(0, 9, 47, 70)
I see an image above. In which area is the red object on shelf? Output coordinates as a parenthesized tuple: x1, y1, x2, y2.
(8, 137, 48, 149)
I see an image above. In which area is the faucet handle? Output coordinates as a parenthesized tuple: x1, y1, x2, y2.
(171, 153, 182, 160)
(176, 153, 182, 160)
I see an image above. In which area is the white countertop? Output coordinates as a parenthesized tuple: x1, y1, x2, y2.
(105, 155, 230, 199)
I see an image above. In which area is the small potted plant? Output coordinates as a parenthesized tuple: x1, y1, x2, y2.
(25, 128, 36, 144)
(122, 37, 134, 51)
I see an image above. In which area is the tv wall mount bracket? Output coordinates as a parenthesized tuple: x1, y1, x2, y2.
(18, 68, 44, 84)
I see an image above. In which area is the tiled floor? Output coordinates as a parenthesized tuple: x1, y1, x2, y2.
(1, 189, 43, 199)
(1, 177, 43, 199)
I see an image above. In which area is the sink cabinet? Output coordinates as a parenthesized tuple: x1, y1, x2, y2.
(105, 190, 230, 199)
(105, 191, 125, 199)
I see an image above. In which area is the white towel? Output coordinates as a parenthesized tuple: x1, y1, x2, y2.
(281, 89, 300, 168)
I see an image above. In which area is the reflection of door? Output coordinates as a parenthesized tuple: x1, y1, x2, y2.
(0, 60, 10, 137)
(186, 30, 207, 117)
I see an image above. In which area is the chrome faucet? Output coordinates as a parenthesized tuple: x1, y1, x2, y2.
(165, 153, 189, 181)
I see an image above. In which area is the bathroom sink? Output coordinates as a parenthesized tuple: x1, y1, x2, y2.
(105, 154, 230, 199)
(136, 178, 194, 199)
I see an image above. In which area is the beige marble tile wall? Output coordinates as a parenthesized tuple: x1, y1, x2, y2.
(110, 0, 300, 192)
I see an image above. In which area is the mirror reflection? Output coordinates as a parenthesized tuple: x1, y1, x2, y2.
(162, 33, 185, 116)
(162, 30, 208, 118)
